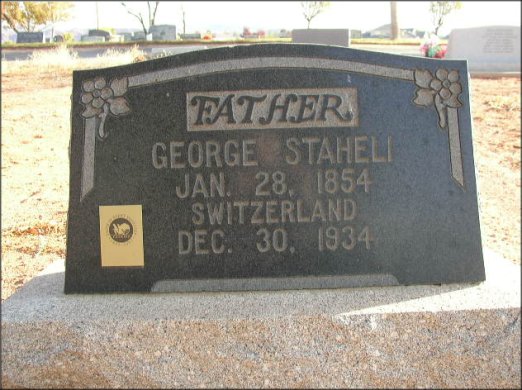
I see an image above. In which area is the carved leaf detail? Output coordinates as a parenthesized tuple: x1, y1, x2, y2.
(450, 82, 461, 94)
(414, 69, 433, 88)
(446, 95, 462, 108)
(414, 88, 435, 106)
(434, 94, 447, 128)
(110, 77, 128, 97)
(108, 97, 131, 116)
(82, 105, 102, 118)
(413, 68, 464, 129)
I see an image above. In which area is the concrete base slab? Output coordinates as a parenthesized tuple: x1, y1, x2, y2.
(2, 248, 520, 388)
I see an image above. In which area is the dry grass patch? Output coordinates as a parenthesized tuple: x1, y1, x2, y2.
(2, 44, 145, 75)
(470, 77, 521, 265)
(484, 95, 520, 112)
(1, 47, 146, 300)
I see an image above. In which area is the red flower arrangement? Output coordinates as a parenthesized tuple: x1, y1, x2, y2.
(420, 34, 447, 59)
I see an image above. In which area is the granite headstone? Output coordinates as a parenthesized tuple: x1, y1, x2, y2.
(180, 33, 202, 40)
(65, 44, 485, 293)
(81, 36, 105, 43)
(132, 31, 146, 41)
(150, 24, 177, 41)
(88, 29, 110, 41)
(16, 32, 44, 43)
(350, 30, 362, 39)
(446, 26, 521, 72)
(108, 35, 124, 43)
(121, 32, 134, 42)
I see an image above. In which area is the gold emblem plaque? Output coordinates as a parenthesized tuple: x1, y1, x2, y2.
(99, 205, 144, 267)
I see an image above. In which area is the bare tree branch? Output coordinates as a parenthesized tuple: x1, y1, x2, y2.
(121, 2, 147, 35)
(147, 1, 151, 28)
(390, 1, 399, 40)
(180, 3, 186, 34)
(300, 1, 330, 29)
(121, 2, 160, 36)
(429, 1, 461, 35)
(151, 1, 160, 27)
(1, 11, 19, 33)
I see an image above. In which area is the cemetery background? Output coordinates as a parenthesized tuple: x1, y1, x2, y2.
(1, 44, 520, 387)
(1, 1, 521, 387)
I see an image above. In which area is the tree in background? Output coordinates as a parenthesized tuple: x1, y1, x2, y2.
(121, 1, 160, 36)
(45, 2, 73, 39)
(1, 1, 72, 34)
(429, 1, 462, 36)
(3, 2, 43, 32)
(300, 1, 331, 29)
(180, 3, 186, 35)
(390, 1, 399, 40)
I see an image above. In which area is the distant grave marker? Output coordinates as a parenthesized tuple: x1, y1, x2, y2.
(81, 36, 105, 43)
(292, 29, 351, 47)
(16, 32, 44, 44)
(180, 33, 202, 40)
(350, 30, 362, 39)
(132, 31, 146, 41)
(150, 25, 177, 41)
(121, 33, 134, 42)
(108, 35, 124, 43)
(88, 29, 110, 41)
(446, 26, 521, 72)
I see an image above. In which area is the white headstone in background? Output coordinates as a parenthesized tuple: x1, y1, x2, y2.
(108, 35, 124, 43)
(446, 26, 520, 72)
(80, 36, 105, 43)
(292, 29, 350, 47)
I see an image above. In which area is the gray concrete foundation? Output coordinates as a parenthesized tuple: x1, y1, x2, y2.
(2, 248, 520, 388)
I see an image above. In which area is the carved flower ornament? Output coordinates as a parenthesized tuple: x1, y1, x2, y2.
(414, 69, 462, 128)
(80, 76, 130, 139)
